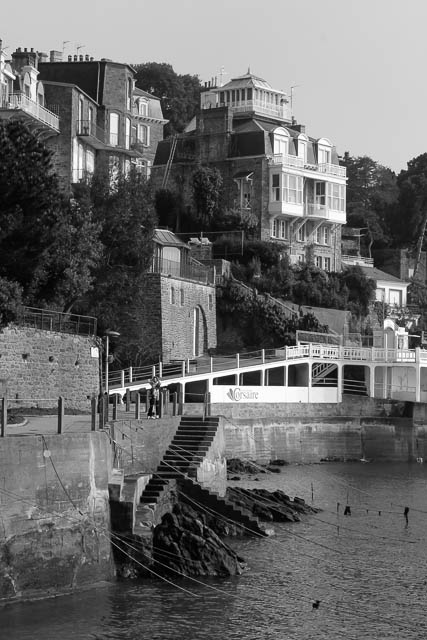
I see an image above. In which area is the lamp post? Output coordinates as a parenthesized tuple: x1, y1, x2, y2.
(104, 330, 121, 397)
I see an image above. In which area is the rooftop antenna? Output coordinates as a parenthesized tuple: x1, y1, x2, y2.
(76, 43, 85, 55)
(62, 40, 70, 54)
(290, 84, 300, 116)
(218, 66, 228, 87)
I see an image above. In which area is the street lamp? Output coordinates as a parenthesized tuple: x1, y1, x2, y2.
(104, 330, 121, 397)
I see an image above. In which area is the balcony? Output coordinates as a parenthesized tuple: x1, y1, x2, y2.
(305, 203, 346, 224)
(269, 154, 346, 178)
(0, 92, 59, 134)
(76, 120, 107, 150)
(149, 257, 215, 285)
(215, 99, 291, 121)
(341, 254, 374, 267)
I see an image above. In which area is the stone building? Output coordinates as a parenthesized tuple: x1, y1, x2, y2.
(0, 42, 60, 139)
(140, 229, 217, 362)
(152, 69, 347, 271)
(38, 53, 167, 187)
(1, 40, 167, 190)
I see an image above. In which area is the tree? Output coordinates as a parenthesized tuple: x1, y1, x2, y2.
(0, 120, 101, 311)
(133, 62, 201, 136)
(81, 170, 157, 366)
(341, 153, 398, 253)
(390, 154, 427, 269)
(192, 166, 223, 226)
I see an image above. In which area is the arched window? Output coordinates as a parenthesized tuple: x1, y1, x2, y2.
(109, 112, 119, 146)
(297, 134, 308, 163)
(317, 138, 332, 165)
(273, 127, 289, 156)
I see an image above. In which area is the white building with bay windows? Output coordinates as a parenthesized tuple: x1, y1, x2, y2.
(153, 69, 346, 271)
(269, 126, 346, 270)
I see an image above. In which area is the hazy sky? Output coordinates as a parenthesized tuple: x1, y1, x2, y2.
(3, 0, 427, 173)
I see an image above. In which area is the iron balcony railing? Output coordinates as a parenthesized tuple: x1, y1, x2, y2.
(1, 92, 60, 131)
(21, 307, 97, 336)
(76, 119, 106, 143)
(149, 257, 215, 284)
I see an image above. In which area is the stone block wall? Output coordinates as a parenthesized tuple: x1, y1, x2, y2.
(141, 273, 217, 362)
(0, 326, 100, 411)
(0, 432, 113, 602)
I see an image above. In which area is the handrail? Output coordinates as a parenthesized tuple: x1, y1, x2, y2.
(2, 93, 60, 131)
(108, 342, 427, 390)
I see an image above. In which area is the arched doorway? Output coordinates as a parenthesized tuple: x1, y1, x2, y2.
(192, 306, 208, 357)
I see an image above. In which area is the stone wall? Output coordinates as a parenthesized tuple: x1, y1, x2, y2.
(0, 325, 100, 411)
(0, 432, 113, 602)
(217, 397, 426, 463)
(141, 273, 217, 362)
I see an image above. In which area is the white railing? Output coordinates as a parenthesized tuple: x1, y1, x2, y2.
(2, 93, 60, 131)
(222, 100, 291, 120)
(341, 255, 374, 267)
(270, 154, 304, 168)
(305, 203, 346, 223)
(108, 342, 427, 392)
(269, 156, 346, 178)
(317, 163, 346, 178)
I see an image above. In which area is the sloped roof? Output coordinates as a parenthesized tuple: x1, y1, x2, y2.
(154, 228, 188, 248)
(358, 266, 408, 286)
(220, 70, 287, 96)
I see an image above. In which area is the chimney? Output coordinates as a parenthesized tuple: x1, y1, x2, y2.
(79, 55, 84, 61)
(85, 54, 90, 61)
(38, 51, 48, 63)
(11, 46, 38, 72)
(49, 50, 63, 62)
(73, 55, 78, 61)
(90, 57, 94, 61)
(68, 55, 72, 62)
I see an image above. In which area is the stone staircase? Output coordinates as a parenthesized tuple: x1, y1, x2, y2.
(136, 415, 271, 537)
(139, 416, 220, 506)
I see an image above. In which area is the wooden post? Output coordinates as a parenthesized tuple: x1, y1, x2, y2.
(146, 390, 150, 414)
(125, 388, 131, 412)
(206, 392, 211, 417)
(112, 394, 118, 421)
(57, 396, 64, 434)
(1, 398, 7, 437)
(91, 396, 97, 431)
(178, 386, 184, 415)
(172, 392, 177, 416)
(135, 393, 141, 419)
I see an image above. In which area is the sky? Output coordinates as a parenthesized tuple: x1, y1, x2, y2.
(3, 0, 427, 173)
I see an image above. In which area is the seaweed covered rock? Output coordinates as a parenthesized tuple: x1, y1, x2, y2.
(152, 503, 246, 577)
(226, 487, 319, 523)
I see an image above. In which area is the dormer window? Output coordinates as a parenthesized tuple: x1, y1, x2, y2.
(317, 138, 332, 165)
(138, 99, 148, 116)
(297, 134, 308, 163)
(273, 127, 289, 156)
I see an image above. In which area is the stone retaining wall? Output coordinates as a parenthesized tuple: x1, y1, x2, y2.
(0, 325, 99, 411)
(0, 431, 114, 602)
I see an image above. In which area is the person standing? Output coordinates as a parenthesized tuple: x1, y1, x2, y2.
(148, 375, 161, 419)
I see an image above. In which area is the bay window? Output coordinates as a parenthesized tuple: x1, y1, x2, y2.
(328, 183, 345, 211)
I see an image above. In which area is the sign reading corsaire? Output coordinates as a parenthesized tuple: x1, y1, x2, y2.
(226, 388, 259, 401)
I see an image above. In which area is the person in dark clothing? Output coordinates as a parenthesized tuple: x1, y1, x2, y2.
(147, 375, 161, 419)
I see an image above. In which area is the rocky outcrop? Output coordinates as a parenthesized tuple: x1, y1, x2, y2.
(152, 503, 246, 577)
(226, 487, 319, 523)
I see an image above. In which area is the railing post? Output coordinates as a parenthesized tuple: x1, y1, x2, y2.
(57, 396, 64, 434)
(104, 392, 109, 423)
(159, 361, 163, 378)
(135, 393, 141, 419)
(182, 361, 186, 378)
(158, 390, 163, 418)
(125, 388, 131, 412)
(129, 366, 133, 383)
(178, 386, 184, 415)
(1, 398, 7, 437)
(261, 349, 265, 364)
(112, 394, 118, 421)
(91, 396, 97, 431)
(236, 353, 240, 369)
(186, 359, 190, 374)
(121, 370, 125, 387)
(210, 356, 214, 373)
(152, 365, 156, 378)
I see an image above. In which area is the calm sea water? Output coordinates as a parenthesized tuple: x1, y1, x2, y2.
(2, 462, 427, 640)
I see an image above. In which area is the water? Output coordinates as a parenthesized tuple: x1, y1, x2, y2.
(2, 462, 427, 640)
